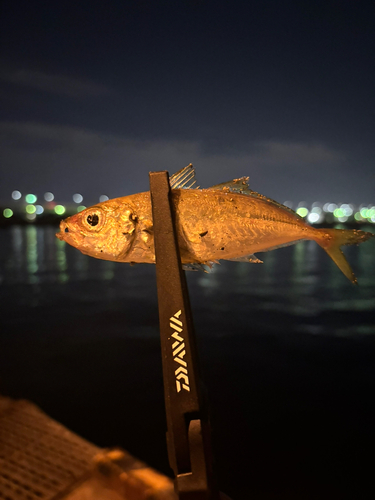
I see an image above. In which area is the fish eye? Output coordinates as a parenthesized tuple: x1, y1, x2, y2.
(81, 207, 105, 232)
(87, 214, 99, 226)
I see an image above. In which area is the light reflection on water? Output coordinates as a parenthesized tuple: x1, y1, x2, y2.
(56, 237, 68, 283)
(26, 226, 38, 282)
(0, 225, 374, 336)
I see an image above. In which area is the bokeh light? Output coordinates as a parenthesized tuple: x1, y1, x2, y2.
(3, 208, 13, 218)
(12, 190, 22, 200)
(35, 205, 44, 215)
(340, 204, 353, 216)
(44, 192, 54, 202)
(25, 194, 37, 204)
(334, 208, 344, 218)
(77, 205, 86, 212)
(99, 195, 109, 202)
(296, 207, 308, 217)
(73, 193, 83, 203)
(26, 205, 36, 214)
(54, 205, 66, 215)
(307, 212, 320, 223)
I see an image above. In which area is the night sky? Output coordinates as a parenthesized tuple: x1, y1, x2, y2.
(1, 1, 374, 206)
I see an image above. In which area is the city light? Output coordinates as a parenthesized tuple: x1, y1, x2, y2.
(334, 208, 344, 218)
(3, 208, 13, 218)
(311, 207, 322, 214)
(307, 212, 320, 223)
(296, 207, 308, 217)
(54, 205, 66, 215)
(25, 194, 37, 204)
(44, 192, 54, 202)
(340, 204, 353, 216)
(3, 191, 374, 226)
(12, 190, 22, 200)
(26, 205, 36, 214)
(73, 193, 83, 203)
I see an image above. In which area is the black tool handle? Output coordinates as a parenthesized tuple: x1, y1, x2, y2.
(149, 171, 219, 500)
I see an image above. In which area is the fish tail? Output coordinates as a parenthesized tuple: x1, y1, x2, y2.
(313, 228, 374, 284)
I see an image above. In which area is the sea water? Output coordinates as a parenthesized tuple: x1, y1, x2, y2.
(0, 225, 374, 499)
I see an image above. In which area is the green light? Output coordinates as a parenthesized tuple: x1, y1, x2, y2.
(334, 208, 344, 218)
(368, 208, 375, 218)
(354, 212, 362, 221)
(296, 207, 308, 217)
(25, 194, 37, 204)
(26, 204, 36, 214)
(3, 208, 13, 218)
(77, 205, 86, 212)
(360, 208, 368, 218)
(54, 205, 66, 215)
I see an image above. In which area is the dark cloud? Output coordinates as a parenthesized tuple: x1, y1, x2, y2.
(0, 1, 374, 204)
(0, 68, 110, 98)
(1, 121, 364, 205)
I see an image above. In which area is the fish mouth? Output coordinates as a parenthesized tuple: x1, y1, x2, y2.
(55, 219, 87, 250)
(56, 220, 69, 241)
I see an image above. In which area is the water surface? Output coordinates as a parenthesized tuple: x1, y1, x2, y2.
(1, 225, 374, 499)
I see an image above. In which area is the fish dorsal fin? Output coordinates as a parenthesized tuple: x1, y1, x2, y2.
(208, 177, 250, 193)
(170, 164, 198, 189)
(209, 177, 301, 219)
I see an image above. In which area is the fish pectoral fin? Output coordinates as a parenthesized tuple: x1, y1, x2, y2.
(226, 253, 263, 263)
(170, 164, 199, 189)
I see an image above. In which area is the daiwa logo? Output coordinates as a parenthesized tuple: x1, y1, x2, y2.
(170, 310, 190, 393)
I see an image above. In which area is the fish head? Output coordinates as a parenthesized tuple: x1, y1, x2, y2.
(56, 200, 137, 261)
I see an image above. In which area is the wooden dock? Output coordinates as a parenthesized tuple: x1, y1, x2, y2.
(0, 396, 176, 500)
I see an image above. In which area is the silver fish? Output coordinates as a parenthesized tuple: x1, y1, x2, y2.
(56, 165, 374, 283)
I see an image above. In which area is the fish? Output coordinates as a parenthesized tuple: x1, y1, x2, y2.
(56, 164, 374, 284)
